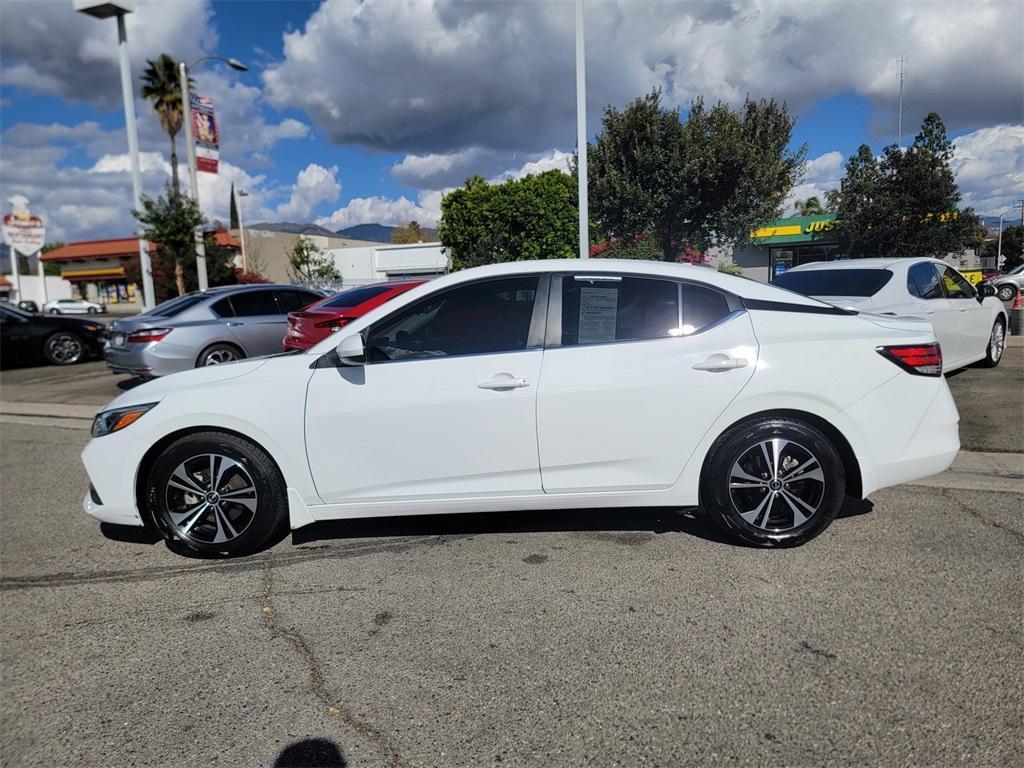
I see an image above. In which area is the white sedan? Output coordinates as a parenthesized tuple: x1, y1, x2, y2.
(81, 259, 960, 556)
(43, 297, 104, 315)
(773, 258, 1008, 371)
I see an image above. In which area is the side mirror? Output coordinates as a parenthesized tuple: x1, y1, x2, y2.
(335, 333, 365, 366)
(977, 283, 996, 302)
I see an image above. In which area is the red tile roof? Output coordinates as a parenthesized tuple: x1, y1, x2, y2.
(40, 238, 158, 262)
(212, 230, 241, 248)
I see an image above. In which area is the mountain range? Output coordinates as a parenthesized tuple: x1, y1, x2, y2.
(248, 221, 437, 243)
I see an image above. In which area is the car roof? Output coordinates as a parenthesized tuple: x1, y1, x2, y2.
(787, 257, 946, 272)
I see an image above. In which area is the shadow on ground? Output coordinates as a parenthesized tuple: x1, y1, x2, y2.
(274, 738, 346, 767)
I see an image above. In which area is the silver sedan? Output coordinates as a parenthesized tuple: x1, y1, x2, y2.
(104, 285, 324, 377)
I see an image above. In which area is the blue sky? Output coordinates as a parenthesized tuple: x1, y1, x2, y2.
(1, 0, 1020, 242)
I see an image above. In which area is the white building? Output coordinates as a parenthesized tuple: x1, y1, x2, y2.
(325, 242, 449, 286)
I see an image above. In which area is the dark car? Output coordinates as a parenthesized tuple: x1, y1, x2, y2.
(0, 303, 107, 367)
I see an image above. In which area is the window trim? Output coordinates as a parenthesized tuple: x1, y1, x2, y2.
(361, 273, 550, 365)
(545, 272, 744, 349)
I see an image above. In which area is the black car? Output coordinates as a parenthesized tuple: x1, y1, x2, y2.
(0, 303, 107, 367)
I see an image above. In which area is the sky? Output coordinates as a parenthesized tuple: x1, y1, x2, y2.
(0, 0, 1021, 243)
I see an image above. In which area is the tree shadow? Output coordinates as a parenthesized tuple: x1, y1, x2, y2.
(274, 738, 346, 767)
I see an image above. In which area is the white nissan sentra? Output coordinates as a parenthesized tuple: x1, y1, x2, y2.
(82, 259, 960, 556)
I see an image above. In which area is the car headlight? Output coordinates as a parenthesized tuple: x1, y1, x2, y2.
(91, 403, 158, 438)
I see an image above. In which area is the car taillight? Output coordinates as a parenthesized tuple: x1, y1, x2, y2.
(876, 343, 942, 376)
(313, 317, 352, 330)
(127, 328, 172, 344)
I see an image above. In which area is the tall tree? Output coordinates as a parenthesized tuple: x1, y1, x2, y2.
(587, 90, 805, 261)
(229, 183, 239, 230)
(391, 221, 425, 243)
(439, 170, 578, 270)
(140, 53, 193, 195)
(830, 113, 977, 258)
(132, 185, 205, 297)
(794, 196, 825, 216)
(287, 237, 341, 283)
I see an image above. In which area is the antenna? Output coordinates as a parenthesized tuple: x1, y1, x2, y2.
(897, 56, 907, 148)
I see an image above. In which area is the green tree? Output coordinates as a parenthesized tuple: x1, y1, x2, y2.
(391, 221, 425, 243)
(587, 89, 805, 261)
(287, 236, 341, 283)
(41, 241, 65, 275)
(794, 196, 825, 216)
(229, 182, 239, 230)
(439, 170, 578, 270)
(132, 185, 205, 298)
(140, 53, 193, 195)
(982, 225, 1023, 271)
(830, 113, 977, 258)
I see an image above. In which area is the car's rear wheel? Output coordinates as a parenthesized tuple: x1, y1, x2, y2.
(700, 417, 846, 547)
(42, 332, 85, 365)
(87, 306, 99, 315)
(197, 342, 244, 367)
(48, 308, 61, 315)
(996, 284, 1017, 302)
(145, 431, 288, 556)
(977, 318, 1006, 368)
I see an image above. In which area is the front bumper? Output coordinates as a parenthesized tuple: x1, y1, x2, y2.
(81, 427, 146, 526)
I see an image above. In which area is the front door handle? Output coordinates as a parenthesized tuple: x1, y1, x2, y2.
(478, 373, 530, 390)
(692, 354, 748, 372)
(226, 322, 243, 327)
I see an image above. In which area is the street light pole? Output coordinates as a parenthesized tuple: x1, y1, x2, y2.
(178, 60, 208, 291)
(236, 189, 249, 274)
(575, 0, 589, 259)
(75, 1, 155, 309)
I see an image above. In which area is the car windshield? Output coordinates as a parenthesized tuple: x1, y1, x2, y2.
(773, 268, 893, 297)
(321, 283, 396, 309)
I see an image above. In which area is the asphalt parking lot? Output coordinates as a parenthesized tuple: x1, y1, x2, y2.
(1, 349, 1021, 766)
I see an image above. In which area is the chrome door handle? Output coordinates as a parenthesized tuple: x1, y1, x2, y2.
(226, 322, 242, 326)
(478, 373, 530, 390)
(692, 355, 748, 372)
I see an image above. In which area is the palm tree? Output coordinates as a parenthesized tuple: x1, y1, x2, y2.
(794, 196, 825, 216)
(140, 54, 193, 195)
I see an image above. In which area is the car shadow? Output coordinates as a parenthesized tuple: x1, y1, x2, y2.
(116, 376, 149, 391)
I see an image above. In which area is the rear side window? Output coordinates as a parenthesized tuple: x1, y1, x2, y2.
(680, 284, 732, 335)
(907, 263, 944, 299)
(322, 284, 395, 309)
(561, 276, 679, 345)
(772, 269, 893, 297)
(229, 290, 281, 317)
(276, 289, 322, 313)
(211, 297, 235, 318)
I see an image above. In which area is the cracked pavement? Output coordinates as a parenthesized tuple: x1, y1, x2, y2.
(1, 349, 1022, 766)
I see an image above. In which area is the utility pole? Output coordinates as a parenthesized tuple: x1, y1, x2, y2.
(897, 56, 907, 148)
(179, 62, 209, 291)
(575, 0, 589, 259)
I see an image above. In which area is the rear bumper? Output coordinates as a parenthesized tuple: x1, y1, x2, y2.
(104, 340, 193, 377)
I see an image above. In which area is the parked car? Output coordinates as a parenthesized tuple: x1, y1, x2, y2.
(0, 303, 106, 367)
(984, 263, 1024, 302)
(773, 258, 1008, 371)
(17, 300, 39, 314)
(43, 297, 104, 315)
(283, 279, 427, 351)
(104, 284, 323, 378)
(82, 259, 960, 557)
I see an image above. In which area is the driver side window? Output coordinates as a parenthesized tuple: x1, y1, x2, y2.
(366, 276, 540, 362)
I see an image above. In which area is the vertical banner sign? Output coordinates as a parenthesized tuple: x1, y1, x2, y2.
(3, 195, 46, 256)
(190, 93, 219, 174)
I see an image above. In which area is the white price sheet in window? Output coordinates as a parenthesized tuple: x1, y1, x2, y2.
(577, 286, 619, 344)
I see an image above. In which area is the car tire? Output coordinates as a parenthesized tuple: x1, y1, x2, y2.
(196, 342, 244, 367)
(87, 306, 99, 315)
(976, 318, 1006, 368)
(144, 431, 288, 557)
(48, 308, 61, 315)
(42, 331, 85, 365)
(700, 417, 846, 547)
(996, 284, 1017, 302)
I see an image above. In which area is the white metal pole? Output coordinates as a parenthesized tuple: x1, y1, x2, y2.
(10, 245, 22, 301)
(36, 248, 48, 304)
(236, 188, 248, 273)
(997, 214, 1004, 268)
(575, 0, 589, 259)
(179, 61, 209, 291)
(116, 12, 155, 310)
(897, 56, 905, 148)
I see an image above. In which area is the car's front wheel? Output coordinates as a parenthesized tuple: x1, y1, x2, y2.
(145, 431, 288, 556)
(700, 417, 846, 547)
(996, 284, 1017, 302)
(977, 318, 1006, 368)
(48, 308, 61, 315)
(43, 332, 85, 365)
(87, 306, 99, 314)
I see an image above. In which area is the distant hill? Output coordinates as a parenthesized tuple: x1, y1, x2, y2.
(249, 221, 341, 238)
(335, 223, 396, 243)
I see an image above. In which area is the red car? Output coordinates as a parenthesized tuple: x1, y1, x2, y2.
(283, 279, 426, 351)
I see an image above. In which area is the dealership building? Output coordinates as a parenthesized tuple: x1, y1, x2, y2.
(729, 213, 982, 283)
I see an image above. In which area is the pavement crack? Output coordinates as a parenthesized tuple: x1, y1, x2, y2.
(259, 554, 403, 768)
(941, 488, 1024, 545)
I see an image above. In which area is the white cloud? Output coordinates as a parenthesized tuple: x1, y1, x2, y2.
(90, 152, 171, 176)
(273, 163, 341, 221)
(264, 0, 1021, 158)
(316, 191, 442, 231)
(951, 124, 1024, 216)
(489, 150, 574, 183)
(783, 151, 845, 214)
